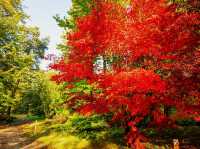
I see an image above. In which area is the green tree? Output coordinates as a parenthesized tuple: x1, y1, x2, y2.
(0, 0, 48, 119)
(17, 71, 61, 117)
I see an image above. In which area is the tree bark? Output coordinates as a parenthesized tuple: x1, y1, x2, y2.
(6, 106, 11, 120)
(164, 106, 171, 117)
(103, 55, 107, 73)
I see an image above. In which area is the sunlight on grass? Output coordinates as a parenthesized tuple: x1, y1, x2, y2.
(38, 133, 127, 149)
(38, 133, 92, 149)
(23, 120, 176, 149)
(23, 120, 50, 137)
(22, 120, 130, 149)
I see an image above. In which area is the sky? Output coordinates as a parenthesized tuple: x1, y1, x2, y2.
(23, 0, 72, 69)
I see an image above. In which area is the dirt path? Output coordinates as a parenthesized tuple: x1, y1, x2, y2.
(0, 123, 45, 149)
(0, 123, 31, 149)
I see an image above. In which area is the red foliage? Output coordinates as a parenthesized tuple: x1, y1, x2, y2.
(51, 0, 200, 148)
(50, 60, 93, 83)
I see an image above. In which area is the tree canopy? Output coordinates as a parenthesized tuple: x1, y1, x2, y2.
(51, 0, 200, 148)
(0, 0, 48, 118)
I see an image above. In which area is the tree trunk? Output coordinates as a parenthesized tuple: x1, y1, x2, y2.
(103, 55, 107, 73)
(6, 106, 11, 120)
(7, 80, 19, 120)
(164, 106, 171, 117)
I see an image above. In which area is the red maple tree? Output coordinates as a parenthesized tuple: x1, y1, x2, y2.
(51, 0, 200, 148)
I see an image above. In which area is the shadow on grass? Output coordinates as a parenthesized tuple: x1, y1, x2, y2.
(144, 126, 200, 149)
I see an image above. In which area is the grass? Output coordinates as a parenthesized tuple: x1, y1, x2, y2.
(12, 114, 45, 122)
(26, 114, 45, 121)
(38, 133, 92, 149)
(22, 119, 130, 149)
(22, 118, 200, 149)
